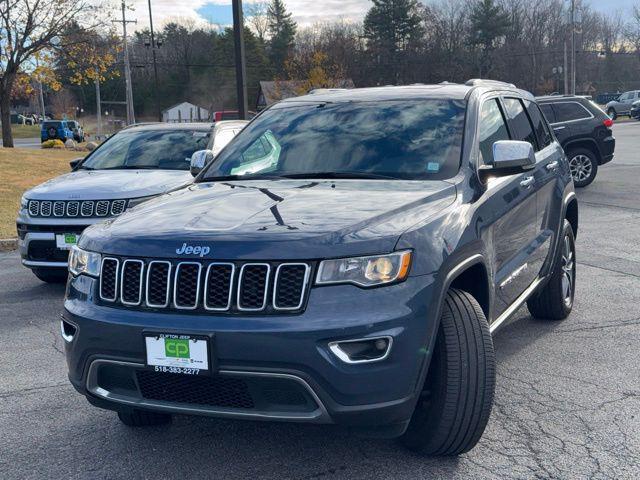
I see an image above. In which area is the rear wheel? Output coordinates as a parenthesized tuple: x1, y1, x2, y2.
(117, 409, 172, 427)
(32, 268, 67, 284)
(527, 220, 576, 320)
(401, 289, 495, 456)
(567, 148, 598, 187)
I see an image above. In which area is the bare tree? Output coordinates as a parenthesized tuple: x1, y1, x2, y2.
(0, 0, 96, 147)
(245, 1, 270, 43)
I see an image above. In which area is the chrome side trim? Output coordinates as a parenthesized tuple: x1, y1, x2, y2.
(272, 263, 310, 311)
(60, 320, 75, 343)
(85, 359, 330, 423)
(120, 259, 144, 306)
(490, 276, 545, 334)
(23, 260, 68, 268)
(203, 262, 235, 311)
(173, 262, 202, 310)
(328, 336, 394, 364)
(99, 257, 120, 302)
(237, 263, 271, 311)
(145, 261, 172, 308)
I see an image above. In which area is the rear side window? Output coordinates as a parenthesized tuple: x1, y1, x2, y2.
(524, 100, 552, 149)
(503, 98, 537, 149)
(539, 104, 555, 123)
(478, 99, 510, 165)
(552, 102, 591, 123)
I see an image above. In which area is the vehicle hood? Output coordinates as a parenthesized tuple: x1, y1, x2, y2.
(24, 170, 193, 201)
(80, 179, 457, 259)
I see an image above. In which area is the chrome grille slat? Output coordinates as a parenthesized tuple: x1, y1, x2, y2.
(273, 263, 311, 311)
(204, 263, 235, 311)
(96, 200, 110, 216)
(121, 259, 144, 306)
(237, 263, 270, 312)
(66, 201, 80, 217)
(111, 200, 127, 216)
(40, 201, 52, 217)
(100, 258, 119, 302)
(53, 201, 65, 217)
(146, 261, 171, 308)
(81, 201, 94, 217)
(173, 262, 202, 310)
(28, 201, 39, 216)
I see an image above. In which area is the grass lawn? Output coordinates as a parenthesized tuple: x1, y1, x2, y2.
(0, 147, 80, 238)
(11, 124, 41, 139)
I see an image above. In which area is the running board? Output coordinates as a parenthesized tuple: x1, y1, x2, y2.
(490, 277, 545, 334)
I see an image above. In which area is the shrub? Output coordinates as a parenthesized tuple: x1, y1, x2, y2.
(41, 139, 65, 149)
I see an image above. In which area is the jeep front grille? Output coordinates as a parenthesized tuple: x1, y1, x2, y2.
(99, 257, 312, 314)
(27, 199, 129, 218)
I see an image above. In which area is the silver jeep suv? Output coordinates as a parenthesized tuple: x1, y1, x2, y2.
(17, 121, 246, 282)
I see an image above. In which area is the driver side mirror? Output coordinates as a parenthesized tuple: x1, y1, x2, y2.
(69, 158, 84, 171)
(480, 140, 536, 178)
(190, 150, 215, 176)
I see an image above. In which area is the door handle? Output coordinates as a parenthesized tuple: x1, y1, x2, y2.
(520, 176, 535, 188)
(553, 126, 566, 131)
(546, 161, 559, 170)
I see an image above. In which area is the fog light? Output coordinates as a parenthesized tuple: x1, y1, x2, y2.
(328, 336, 393, 364)
(60, 319, 77, 342)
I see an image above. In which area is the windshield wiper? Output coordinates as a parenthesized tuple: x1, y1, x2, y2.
(278, 171, 400, 180)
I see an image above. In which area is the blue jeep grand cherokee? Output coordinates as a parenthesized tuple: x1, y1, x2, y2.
(63, 80, 578, 455)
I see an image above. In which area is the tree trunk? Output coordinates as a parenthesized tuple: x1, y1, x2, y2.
(0, 86, 14, 148)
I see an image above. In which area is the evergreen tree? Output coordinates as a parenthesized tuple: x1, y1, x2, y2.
(267, 0, 297, 75)
(363, 0, 424, 84)
(469, 0, 511, 77)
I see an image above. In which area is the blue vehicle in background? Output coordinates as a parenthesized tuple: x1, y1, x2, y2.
(41, 120, 74, 143)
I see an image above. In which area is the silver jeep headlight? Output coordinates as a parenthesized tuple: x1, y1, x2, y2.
(20, 195, 28, 210)
(316, 251, 412, 287)
(68, 245, 101, 277)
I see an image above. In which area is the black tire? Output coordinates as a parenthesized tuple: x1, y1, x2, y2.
(32, 268, 68, 284)
(607, 108, 617, 120)
(401, 289, 495, 456)
(527, 220, 576, 321)
(117, 409, 172, 427)
(567, 148, 598, 188)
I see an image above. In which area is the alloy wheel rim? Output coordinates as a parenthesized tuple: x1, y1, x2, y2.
(569, 154, 593, 182)
(561, 234, 575, 308)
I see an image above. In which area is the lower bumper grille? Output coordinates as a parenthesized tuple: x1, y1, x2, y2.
(136, 370, 255, 409)
(27, 240, 69, 262)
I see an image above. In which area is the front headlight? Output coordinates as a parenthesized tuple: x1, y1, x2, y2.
(68, 245, 101, 277)
(316, 251, 412, 287)
(20, 196, 28, 210)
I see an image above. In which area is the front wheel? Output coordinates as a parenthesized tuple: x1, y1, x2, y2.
(607, 108, 617, 120)
(527, 220, 576, 320)
(567, 148, 598, 187)
(401, 289, 495, 456)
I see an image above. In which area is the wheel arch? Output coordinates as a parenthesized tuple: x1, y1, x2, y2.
(564, 138, 602, 163)
(564, 196, 579, 239)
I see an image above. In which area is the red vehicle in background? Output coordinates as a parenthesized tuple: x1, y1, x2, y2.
(212, 110, 256, 122)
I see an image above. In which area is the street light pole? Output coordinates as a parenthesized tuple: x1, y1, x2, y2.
(570, 0, 576, 95)
(232, 0, 248, 119)
(147, 0, 161, 121)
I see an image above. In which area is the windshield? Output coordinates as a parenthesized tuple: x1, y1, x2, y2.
(81, 129, 211, 170)
(43, 121, 61, 129)
(201, 99, 466, 181)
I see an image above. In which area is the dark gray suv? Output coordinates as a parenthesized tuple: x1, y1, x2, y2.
(62, 80, 578, 456)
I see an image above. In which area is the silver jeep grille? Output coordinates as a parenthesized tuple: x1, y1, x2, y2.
(99, 257, 311, 314)
(27, 199, 129, 218)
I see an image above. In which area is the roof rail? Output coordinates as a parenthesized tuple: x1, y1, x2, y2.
(465, 79, 516, 88)
(308, 88, 348, 94)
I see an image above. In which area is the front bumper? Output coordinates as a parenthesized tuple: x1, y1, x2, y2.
(62, 273, 438, 435)
(16, 212, 103, 269)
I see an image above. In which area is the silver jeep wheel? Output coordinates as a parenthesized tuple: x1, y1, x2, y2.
(569, 154, 593, 183)
(561, 234, 575, 308)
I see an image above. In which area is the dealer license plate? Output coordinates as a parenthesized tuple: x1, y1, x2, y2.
(144, 334, 209, 375)
(55, 233, 78, 250)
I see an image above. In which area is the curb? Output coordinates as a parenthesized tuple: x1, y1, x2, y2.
(0, 238, 18, 252)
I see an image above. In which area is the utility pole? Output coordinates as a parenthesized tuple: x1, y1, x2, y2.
(563, 41, 568, 95)
(113, 1, 137, 125)
(147, 0, 161, 121)
(95, 78, 103, 139)
(232, 0, 248, 119)
(570, 0, 576, 95)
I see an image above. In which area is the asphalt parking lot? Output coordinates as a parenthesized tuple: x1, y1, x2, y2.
(1, 122, 639, 479)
